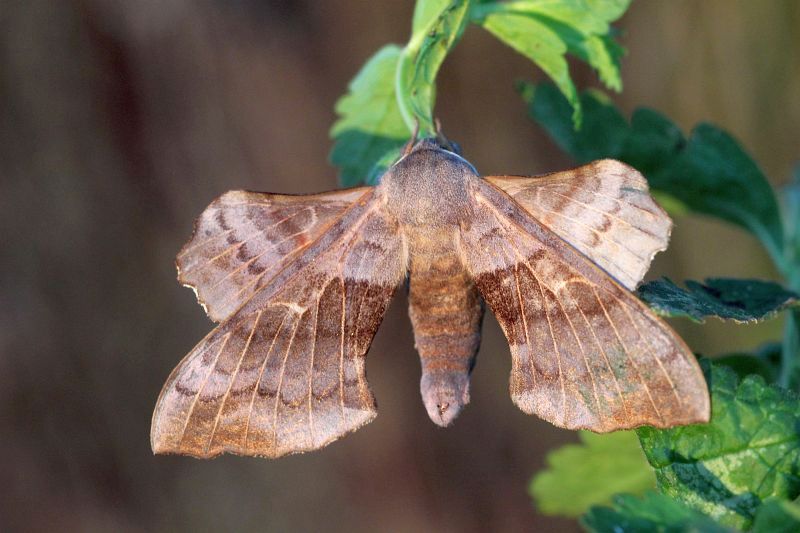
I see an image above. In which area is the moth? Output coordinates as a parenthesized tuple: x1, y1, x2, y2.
(151, 135, 710, 458)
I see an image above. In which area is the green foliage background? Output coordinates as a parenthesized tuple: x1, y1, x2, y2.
(330, 1, 800, 531)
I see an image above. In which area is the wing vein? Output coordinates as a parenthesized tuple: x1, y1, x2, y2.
(543, 189, 663, 238)
(592, 286, 663, 423)
(615, 297, 682, 406)
(536, 180, 661, 219)
(207, 227, 310, 290)
(528, 267, 567, 423)
(206, 311, 263, 453)
(272, 317, 303, 451)
(179, 332, 231, 446)
(535, 206, 650, 262)
(568, 284, 629, 417)
(512, 267, 535, 389)
(307, 289, 323, 447)
(243, 313, 288, 451)
(550, 284, 602, 423)
(338, 276, 346, 425)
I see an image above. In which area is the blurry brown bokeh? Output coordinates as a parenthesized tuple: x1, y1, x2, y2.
(2, 1, 799, 531)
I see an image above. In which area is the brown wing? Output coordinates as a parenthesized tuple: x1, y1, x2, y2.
(177, 187, 370, 322)
(152, 189, 407, 458)
(486, 160, 670, 290)
(458, 178, 708, 432)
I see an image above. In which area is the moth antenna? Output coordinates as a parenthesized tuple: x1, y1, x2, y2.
(402, 119, 421, 156)
(434, 118, 461, 155)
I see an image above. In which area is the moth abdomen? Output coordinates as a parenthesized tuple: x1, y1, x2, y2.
(408, 249, 484, 427)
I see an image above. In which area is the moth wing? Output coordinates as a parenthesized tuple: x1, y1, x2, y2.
(459, 178, 708, 432)
(152, 189, 406, 458)
(486, 160, 670, 289)
(177, 187, 371, 323)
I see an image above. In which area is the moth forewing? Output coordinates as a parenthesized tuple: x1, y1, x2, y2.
(175, 187, 373, 323)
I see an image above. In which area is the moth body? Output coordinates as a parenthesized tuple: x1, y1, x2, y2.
(152, 136, 710, 459)
(380, 140, 485, 426)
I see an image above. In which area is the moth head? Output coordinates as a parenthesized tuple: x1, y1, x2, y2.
(408, 136, 462, 157)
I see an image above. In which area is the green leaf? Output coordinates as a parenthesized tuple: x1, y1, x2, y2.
(781, 164, 800, 280)
(397, 0, 471, 135)
(752, 498, 800, 533)
(329, 45, 410, 186)
(655, 124, 784, 265)
(412, 0, 454, 33)
(581, 492, 731, 533)
(475, 0, 631, 126)
(580, 33, 626, 91)
(636, 278, 799, 323)
(715, 342, 781, 383)
(530, 431, 654, 517)
(780, 309, 800, 390)
(525, 83, 785, 264)
(482, 12, 581, 126)
(637, 362, 800, 530)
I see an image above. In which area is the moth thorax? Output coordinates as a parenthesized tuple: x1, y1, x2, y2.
(381, 148, 477, 227)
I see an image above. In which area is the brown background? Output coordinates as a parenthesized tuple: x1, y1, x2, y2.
(2, 1, 799, 531)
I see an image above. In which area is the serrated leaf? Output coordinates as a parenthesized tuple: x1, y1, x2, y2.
(476, 0, 631, 126)
(525, 83, 785, 264)
(636, 278, 799, 323)
(752, 498, 800, 533)
(637, 362, 800, 530)
(521, 82, 628, 158)
(329, 45, 409, 186)
(715, 341, 781, 383)
(581, 492, 731, 533)
(482, 12, 581, 125)
(581, 34, 625, 91)
(530, 431, 654, 517)
(398, 0, 471, 135)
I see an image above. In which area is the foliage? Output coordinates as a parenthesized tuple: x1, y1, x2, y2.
(328, 1, 800, 530)
(330, 0, 631, 185)
(330, 45, 409, 186)
(523, 74, 800, 533)
(637, 278, 799, 323)
(751, 498, 800, 533)
(530, 430, 654, 517)
(637, 362, 800, 530)
(523, 78, 800, 533)
(715, 342, 781, 383)
(522, 83, 785, 264)
(581, 492, 732, 533)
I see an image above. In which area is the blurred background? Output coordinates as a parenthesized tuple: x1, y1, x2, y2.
(2, 1, 799, 531)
